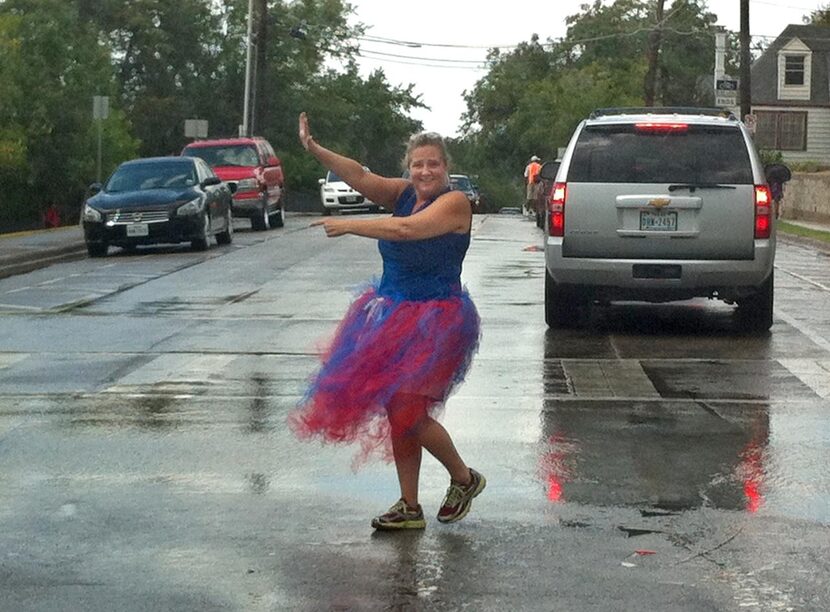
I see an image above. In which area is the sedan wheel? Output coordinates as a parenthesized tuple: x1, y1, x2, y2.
(86, 242, 108, 258)
(191, 213, 210, 251)
(216, 207, 234, 245)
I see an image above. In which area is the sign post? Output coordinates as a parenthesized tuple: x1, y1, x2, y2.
(715, 78, 739, 109)
(92, 96, 110, 183)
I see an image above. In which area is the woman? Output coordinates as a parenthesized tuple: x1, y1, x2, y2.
(290, 112, 485, 530)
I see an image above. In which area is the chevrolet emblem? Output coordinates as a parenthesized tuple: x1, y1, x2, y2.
(134, 213, 142, 221)
(648, 197, 671, 209)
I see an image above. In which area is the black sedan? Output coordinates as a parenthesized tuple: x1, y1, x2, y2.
(81, 156, 235, 257)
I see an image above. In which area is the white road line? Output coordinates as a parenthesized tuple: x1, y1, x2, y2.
(104, 353, 237, 391)
(776, 264, 830, 292)
(0, 353, 29, 369)
(779, 359, 830, 399)
(775, 308, 830, 353)
(561, 359, 661, 398)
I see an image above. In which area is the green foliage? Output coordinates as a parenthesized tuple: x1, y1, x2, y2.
(457, 0, 728, 200)
(0, 0, 137, 227)
(759, 149, 784, 165)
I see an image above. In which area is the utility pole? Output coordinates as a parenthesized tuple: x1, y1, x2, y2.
(253, 0, 268, 136)
(644, 0, 666, 106)
(740, 0, 752, 119)
(241, 0, 254, 137)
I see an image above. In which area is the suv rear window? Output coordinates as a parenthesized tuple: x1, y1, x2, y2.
(569, 124, 753, 184)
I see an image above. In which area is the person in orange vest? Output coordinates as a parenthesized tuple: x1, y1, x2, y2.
(523, 155, 542, 215)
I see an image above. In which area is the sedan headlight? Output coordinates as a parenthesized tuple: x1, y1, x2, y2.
(82, 203, 103, 223)
(235, 178, 258, 191)
(176, 197, 203, 216)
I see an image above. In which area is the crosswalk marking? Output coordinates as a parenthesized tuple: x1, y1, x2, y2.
(561, 359, 661, 398)
(779, 359, 830, 399)
(104, 353, 236, 393)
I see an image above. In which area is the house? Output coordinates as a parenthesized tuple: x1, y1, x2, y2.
(751, 24, 830, 163)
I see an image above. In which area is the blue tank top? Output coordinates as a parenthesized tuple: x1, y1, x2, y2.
(377, 185, 470, 300)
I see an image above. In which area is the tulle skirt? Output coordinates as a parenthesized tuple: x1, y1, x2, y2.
(289, 284, 480, 467)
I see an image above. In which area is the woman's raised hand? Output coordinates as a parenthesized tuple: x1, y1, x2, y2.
(298, 112, 314, 150)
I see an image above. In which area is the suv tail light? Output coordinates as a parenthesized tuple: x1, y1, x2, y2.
(548, 182, 567, 237)
(634, 122, 689, 133)
(754, 185, 772, 239)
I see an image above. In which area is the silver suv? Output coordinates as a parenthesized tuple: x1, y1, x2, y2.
(542, 107, 778, 332)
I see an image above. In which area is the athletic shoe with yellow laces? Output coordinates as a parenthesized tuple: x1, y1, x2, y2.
(437, 468, 486, 523)
(371, 499, 426, 530)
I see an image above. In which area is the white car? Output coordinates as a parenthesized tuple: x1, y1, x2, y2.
(318, 169, 378, 215)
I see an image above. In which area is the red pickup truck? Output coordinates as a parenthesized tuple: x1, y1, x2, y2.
(182, 137, 284, 230)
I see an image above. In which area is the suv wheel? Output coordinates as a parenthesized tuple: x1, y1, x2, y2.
(191, 213, 211, 251)
(216, 207, 234, 245)
(87, 242, 108, 258)
(251, 203, 271, 231)
(269, 206, 284, 228)
(545, 268, 586, 328)
(737, 271, 774, 333)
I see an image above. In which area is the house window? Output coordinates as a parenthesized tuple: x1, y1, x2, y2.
(755, 111, 807, 150)
(784, 55, 805, 85)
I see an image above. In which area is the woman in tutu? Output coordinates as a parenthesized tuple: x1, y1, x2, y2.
(290, 112, 485, 530)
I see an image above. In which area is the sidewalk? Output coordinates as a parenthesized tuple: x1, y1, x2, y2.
(0, 225, 86, 280)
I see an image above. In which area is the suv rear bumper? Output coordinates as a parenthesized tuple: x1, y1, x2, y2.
(545, 237, 774, 300)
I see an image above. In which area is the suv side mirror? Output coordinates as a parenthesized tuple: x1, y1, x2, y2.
(268, 156, 280, 167)
(539, 161, 561, 181)
(88, 182, 102, 195)
(318, 178, 326, 185)
(201, 176, 222, 188)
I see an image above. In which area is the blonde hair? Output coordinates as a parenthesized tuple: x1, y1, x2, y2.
(403, 131, 451, 170)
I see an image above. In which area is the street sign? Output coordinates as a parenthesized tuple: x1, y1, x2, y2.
(92, 96, 109, 120)
(716, 95, 738, 107)
(716, 79, 739, 91)
(184, 119, 208, 139)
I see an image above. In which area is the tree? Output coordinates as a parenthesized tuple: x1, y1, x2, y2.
(0, 0, 137, 228)
(456, 0, 726, 209)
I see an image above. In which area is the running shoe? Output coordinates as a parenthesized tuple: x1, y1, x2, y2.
(437, 468, 486, 523)
(371, 499, 426, 530)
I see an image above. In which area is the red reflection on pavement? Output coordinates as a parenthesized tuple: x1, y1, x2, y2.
(540, 434, 572, 503)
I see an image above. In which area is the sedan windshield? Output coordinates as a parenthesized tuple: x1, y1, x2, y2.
(106, 163, 197, 192)
(451, 176, 473, 191)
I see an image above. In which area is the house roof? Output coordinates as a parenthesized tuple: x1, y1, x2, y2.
(751, 24, 830, 106)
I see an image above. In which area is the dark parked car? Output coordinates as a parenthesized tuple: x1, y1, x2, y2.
(450, 174, 481, 211)
(81, 156, 235, 257)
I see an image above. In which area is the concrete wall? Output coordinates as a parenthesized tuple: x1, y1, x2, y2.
(783, 172, 830, 223)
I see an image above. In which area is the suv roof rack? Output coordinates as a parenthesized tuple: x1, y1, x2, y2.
(589, 107, 737, 120)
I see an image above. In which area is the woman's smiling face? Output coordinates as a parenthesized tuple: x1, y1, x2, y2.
(408, 145, 448, 200)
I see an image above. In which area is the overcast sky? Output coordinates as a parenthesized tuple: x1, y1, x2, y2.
(342, 0, 826, 136)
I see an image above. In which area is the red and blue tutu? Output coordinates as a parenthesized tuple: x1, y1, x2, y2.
(290, 280, 480, 467)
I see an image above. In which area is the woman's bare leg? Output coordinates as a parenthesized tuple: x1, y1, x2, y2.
(388, 394, 426, 508)
(388, 394, 473, 508)
(417, 416, 471, 485)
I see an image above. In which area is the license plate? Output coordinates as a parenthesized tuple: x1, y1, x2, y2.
(343, 195, 358, 203)
(640, 210, 677, 231)
(126, 223, 149, 237)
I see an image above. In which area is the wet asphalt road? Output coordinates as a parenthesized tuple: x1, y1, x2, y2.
(0, 213, 828, 611)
